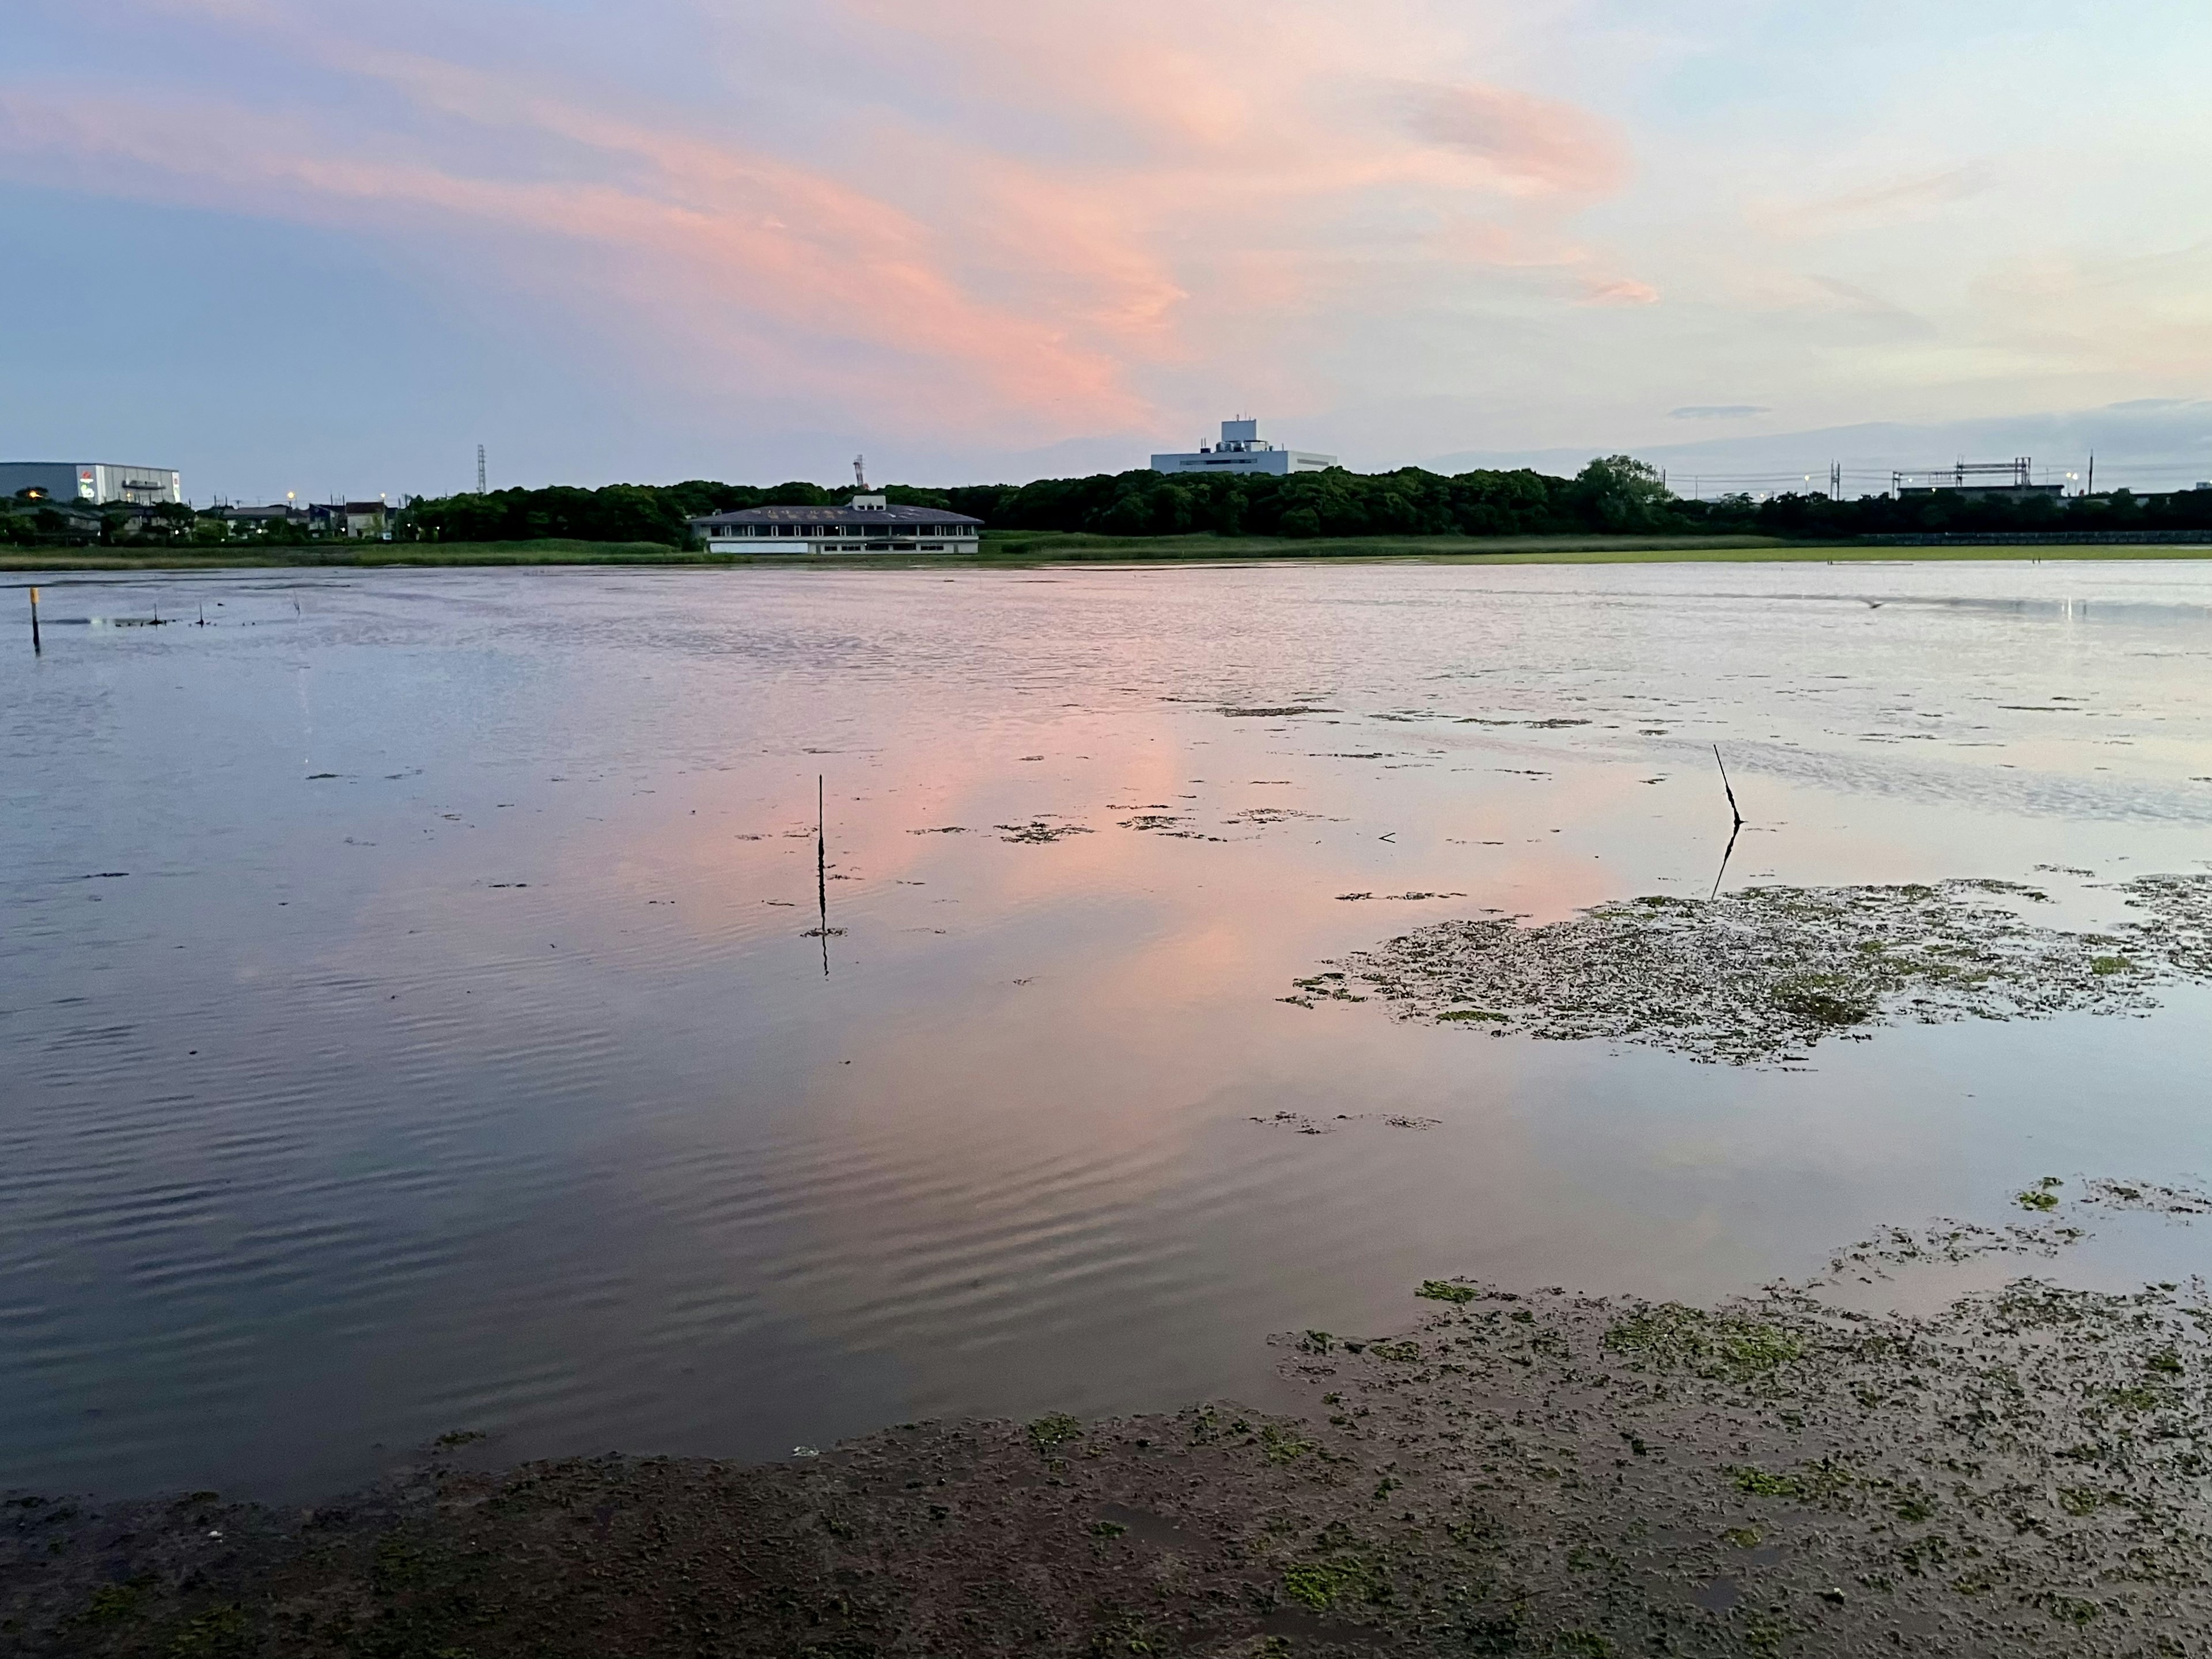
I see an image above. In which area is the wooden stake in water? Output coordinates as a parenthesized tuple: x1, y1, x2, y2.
(817, 775, 830, 976)
(1713, 745, 1744, 830)
(1709, 745, 1745, 900)
(28, 586, 40, 655)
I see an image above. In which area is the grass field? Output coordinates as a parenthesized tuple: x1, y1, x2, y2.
(5, 532, 2211, 575)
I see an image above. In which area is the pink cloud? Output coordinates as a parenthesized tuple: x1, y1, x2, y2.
(1401, 82, 1630, 196)
(8, 0, 1646, 446)
(0, 88, 1149, 435)
(1581, 276, 1661, 306)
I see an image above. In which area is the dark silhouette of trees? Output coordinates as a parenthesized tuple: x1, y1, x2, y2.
(390, 465, 2212, 547)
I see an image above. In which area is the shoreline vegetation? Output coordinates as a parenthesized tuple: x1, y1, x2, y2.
(12, 454, 2212, 567)
(9, 531, 2212, 574)
(10, 1181, 2212, 1657)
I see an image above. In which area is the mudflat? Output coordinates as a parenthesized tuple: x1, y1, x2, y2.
(11, 1181, 2212, 1657)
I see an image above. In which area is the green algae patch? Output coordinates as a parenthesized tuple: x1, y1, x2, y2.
(1027, 1412, 1083, 1454)
(1726, 1459, 1857, 1505)
(1281, 1553, 1386, 1610)
(1604, 1304, 1805, 1382)
(1320, 874, 2212, 1065)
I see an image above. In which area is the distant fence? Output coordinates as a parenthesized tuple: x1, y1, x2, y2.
(1862, 531, 2212, 547)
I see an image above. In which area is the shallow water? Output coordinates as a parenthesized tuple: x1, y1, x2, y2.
(3, 559, 2211, 1501)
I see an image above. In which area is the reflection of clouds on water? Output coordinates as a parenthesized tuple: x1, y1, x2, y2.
(4, 559, 2212, 1503)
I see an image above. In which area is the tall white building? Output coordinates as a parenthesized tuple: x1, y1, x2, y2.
(1151, 419, 1336, 477)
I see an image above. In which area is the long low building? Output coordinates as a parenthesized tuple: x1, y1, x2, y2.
(0, 461, 183, 505)
(690, 494, 981, 554)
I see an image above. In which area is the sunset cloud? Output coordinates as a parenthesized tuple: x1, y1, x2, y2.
(1754, 164, 1998, 238)
(0, 88, 1146, 430)
(6, 0, 2210, 490)
(1582, 276, 1661, 308)
(0, 0, 1658, 453)
(1400, 82, 1630, 196)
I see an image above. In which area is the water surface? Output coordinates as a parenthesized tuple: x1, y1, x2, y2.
(4, 559, 2211, 1499)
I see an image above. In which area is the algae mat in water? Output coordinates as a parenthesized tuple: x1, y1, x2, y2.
(1296, 875, 2212, 1065)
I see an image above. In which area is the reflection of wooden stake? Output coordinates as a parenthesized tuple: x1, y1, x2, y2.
(1710, 820, 1742, 902)
(28, 586, 40, 655)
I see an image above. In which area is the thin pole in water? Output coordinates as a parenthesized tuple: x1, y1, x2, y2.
(1713, 745, 1744, 830)
(817, 775, 830, 977)
(1708, 745, 1745, 900)
(28, 586, 41, 655)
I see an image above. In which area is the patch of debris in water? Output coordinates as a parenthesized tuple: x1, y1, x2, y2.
(1305, 874, 2212, 1065)
(1249, 1111, 1444, 1135)
(995, 820, 1094, 844)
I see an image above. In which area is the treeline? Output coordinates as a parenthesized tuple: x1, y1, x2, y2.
(395, 464, 1646, 545)
(400, 481, 994, 546)
(0, 499, 210, 548)
(388, 459, 2212, 547)
(1700, 484, 2212, 540)
(943, 459, 2212, 539)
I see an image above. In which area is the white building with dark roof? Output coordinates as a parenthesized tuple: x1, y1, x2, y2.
(689, 494, 981, 555)
(1151, 418, 1335, 477)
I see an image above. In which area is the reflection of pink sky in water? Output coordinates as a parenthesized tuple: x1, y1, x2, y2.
(5, 561, 2212, 1500)
(440, 665, 2212, 1443)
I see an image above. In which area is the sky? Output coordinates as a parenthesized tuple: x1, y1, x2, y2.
(4, 0, 2211, 501)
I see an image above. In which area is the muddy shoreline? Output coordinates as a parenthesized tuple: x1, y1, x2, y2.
(10, 1185, 2212, 1658)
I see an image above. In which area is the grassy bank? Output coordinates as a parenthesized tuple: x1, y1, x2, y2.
(0, 539, 698, 573)
(8, 532, 2212, 574)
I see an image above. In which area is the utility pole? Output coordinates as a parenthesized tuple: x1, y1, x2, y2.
(1830, 461, 1842, 502)
(477, 445, 487, 494)
(2087, 452, 2095, 496)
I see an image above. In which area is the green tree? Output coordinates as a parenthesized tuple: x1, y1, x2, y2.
(1571, 456, 1673, 529)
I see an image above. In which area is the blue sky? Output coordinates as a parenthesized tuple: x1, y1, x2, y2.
(4, 0, 2209, 499)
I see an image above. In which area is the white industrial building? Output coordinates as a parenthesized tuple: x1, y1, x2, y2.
(1151, 419, 1335, 477)
(689, 494, 982, 555)
(0, 461, 183, 505)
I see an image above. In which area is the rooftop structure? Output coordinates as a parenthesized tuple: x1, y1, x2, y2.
(1152, 418, 1336, 477)
(0, 461, 182, 506)
(1893, 459, 2066, 503)
(690, 494, 982, 556)
(212, 503, 310, 526)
